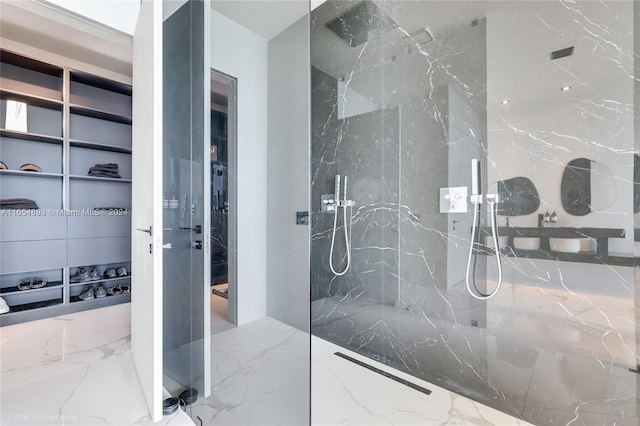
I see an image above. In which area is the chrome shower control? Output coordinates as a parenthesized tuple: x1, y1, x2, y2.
(439, 187, 468, 213)
(321, 194, 337, 212)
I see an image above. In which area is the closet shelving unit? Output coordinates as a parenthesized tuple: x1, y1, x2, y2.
(0, 49, 133, 326)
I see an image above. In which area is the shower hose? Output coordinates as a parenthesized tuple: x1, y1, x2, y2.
(465, 198, 503, 300)
(329, 203, 353, 276)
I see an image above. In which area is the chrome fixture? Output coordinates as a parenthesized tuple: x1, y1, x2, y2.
(465, 159, 503, 300)
(322, 175, 355, 276)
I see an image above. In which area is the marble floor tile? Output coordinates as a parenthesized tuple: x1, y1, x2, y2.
(0, 303, 131, 391)
(312, 337, 533, 426)
(191, 317, 310, 426)
(0, 304, 194, 426)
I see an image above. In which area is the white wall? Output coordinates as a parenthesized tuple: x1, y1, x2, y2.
(211, 9, 268, 325)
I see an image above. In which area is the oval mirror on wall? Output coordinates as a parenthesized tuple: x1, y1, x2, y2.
(492, 176, 540, 216)
(561, 158, 616, 216)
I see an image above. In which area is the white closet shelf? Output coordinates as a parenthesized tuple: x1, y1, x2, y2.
(0, 169, 63, 179)
(0, 129, 63, 144)
(69, 139, 131, 154)
(70, 104, 132, 125)
(1, 89, 63, 110)
(69, 175, 132, 183)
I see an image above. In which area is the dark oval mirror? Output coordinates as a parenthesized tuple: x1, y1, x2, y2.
(493, 176, 540, 216)
(561, 158, 616, 216)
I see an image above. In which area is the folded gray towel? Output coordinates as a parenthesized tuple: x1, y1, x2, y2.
(0, 198, 39, 209)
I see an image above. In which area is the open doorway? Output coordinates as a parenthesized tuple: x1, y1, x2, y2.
(210, 69, 236, 334)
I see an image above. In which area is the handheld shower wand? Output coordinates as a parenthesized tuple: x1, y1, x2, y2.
(329, 175, 354, 276)
(465, 159, 503, 300)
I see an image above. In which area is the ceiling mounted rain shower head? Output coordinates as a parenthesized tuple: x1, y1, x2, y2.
(326, 0, 398, 48)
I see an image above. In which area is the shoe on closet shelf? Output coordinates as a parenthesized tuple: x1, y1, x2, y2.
(18, 278, 32, 291)
(79, 285, 94, 300)
(19, 163, 42, 172)
(17, 277, 48, 291)
(89, 266, 101, 281)
(31, 278, 47, 289)
(116, 266, 128, 277)
(103, 268, 117, 279)
(0, 297, 9, 314)
(95, 283, 107, 298)
(71, 267, 91, 283)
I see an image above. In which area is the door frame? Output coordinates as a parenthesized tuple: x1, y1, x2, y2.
(210, 68, 238, 325)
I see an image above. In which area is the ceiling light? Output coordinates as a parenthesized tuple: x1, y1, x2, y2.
(561, 86, 572, 92)
(501, 99, 510, 105)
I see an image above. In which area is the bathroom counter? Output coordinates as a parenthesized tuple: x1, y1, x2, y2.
(500, 248, 637, 267)
(495, 227, 624, 239)
(479, 227, 636, 266)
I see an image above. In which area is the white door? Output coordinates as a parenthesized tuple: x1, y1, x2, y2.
(131, 0, 163, 421)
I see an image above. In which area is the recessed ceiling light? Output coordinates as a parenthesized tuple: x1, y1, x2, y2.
(501, 99, 510, 105)
(561, 85, 572, 92)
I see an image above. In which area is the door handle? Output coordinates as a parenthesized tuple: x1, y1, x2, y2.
(137, 226, 173, 236)
(191, 241, 203, 250)
(163, 243, 172, 249)
(179, 225, 202, 233)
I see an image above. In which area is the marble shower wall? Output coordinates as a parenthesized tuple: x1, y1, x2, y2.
(310, 66, 400, 306)
(311, 1, 639, 425)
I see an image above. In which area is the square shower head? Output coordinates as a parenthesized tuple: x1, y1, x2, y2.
(325, 0, 398, 48)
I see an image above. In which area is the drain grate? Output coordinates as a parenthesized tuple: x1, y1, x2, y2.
(334, 352, 432, 396)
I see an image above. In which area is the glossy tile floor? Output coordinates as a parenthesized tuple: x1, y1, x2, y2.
(2, 303, 531, 425)
(0, 304, 192, 426)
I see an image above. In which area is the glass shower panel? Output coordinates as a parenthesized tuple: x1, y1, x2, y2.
(162, 0, 208, 416)
(310, 1, 638, 424)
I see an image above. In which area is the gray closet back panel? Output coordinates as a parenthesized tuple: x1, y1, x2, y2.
(0, 268, 62, 287)
(67, 216, 131, 239)
(1, 216, 66, 242)
(0, 240, 67, 274)
(70, 147, 132, 179)
(0, 100, 62, 137)
(3, 287, 63, 306)
(69, 114, 132, 148)
(70, 82, 132, 117)
(69, 180, 131, 210)
(1, 137, 62, 173)
(1, 175, 62, 209)
(0, 63, 62, 101)
(67, 236, 131, 266)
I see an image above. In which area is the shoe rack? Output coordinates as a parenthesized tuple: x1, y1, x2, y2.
(0, 49, 132, 326)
